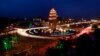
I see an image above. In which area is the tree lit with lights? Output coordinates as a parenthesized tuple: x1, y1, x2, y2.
(2, 37, 12, 51)
(57, 41, 64, 49)
(11, 35, 20, 43)
(29, 22, 33, 28)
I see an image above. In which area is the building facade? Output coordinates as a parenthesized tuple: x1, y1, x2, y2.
(48, 8, 58, 30)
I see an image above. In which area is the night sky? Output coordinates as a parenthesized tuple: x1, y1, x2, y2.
(0, 0, 100, 18)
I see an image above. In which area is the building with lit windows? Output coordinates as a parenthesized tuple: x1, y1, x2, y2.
(48, 8, 58, 30)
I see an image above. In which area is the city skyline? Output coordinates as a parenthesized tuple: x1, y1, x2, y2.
(0, 0, 100, 19)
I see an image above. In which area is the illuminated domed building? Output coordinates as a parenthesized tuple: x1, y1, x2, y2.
(48, 8, 58, 30)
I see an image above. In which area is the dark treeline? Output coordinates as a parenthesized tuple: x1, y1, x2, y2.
(0, 17, 19, 31)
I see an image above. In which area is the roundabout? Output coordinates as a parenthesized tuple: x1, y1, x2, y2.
(16, 26, 76, 39)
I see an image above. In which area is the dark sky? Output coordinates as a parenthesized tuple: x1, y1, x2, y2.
(0, 0, 100, 18)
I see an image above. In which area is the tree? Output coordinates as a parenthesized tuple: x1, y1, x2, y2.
(2, 37, 12, 51)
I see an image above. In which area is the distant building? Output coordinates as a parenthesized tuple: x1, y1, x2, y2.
(48, 8, 58, 30)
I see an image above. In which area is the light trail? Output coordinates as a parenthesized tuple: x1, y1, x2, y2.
(76, 26, 92, 37)
(16, 27, 55, 39)
(0, 21, 98, 39)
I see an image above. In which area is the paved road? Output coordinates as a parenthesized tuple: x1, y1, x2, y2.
(0, 21, 98, 39)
